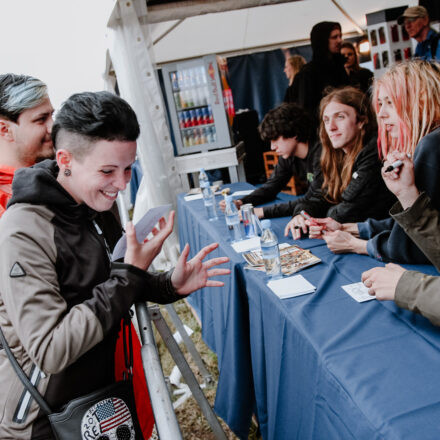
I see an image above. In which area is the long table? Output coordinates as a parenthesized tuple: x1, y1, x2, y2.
(177, 183, 440, 440)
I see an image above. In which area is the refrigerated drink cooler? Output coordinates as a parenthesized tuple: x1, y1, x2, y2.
(162, 54, 233, 156)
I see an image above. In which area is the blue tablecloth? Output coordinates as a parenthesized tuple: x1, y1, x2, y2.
(177, 183, 440, 440)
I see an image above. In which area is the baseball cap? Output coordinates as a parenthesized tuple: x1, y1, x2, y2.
(397, 6, 428, 25)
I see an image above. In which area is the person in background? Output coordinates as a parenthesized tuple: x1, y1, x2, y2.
(219, 103, 320, 217)
(289, 21, 349, 123)
(362, 151, 440, 327)
(341, 41, 373, 95)
(309, 60, 440, 264)
(283, 55, 306, 103)
(398, 5, 440, 61)
(283, 86, 394, 239)
(0, 74, 54, 216)
(0, 91, 230, 439)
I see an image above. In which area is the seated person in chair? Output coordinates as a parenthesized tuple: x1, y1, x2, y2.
(219, 103, 320, 217)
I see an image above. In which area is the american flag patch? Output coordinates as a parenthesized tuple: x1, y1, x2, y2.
(81, 396, 134, 439)
(95, 398, 131, 433)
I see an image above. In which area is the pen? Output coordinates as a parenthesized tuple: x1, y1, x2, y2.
(384, 160, 403, 173)
(300, 210, 318, 226)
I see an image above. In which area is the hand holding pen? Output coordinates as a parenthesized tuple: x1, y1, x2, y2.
(381, 151, 419, 208)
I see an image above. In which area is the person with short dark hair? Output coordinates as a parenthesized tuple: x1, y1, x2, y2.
(0, 73, 54, 216)
(398, 5, 440, 61)
(341, 41, 373, 94)
(219, 103, 321, 218)
(0, 91, 230, 439)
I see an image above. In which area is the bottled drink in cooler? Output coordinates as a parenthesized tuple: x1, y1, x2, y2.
(224, 195, 243, 242)
(260, 220, 282, 279)
(171, 72, 179, 91)
(174, 92, 181, 110)
(201, 181, 218, 221)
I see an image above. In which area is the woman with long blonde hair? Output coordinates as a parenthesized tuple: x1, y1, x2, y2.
(284, 86, 394, 239)
(312, 60, 440, 264)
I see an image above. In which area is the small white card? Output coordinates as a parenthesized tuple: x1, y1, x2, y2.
(231, 190, 254, 197)
(341, 282, 376, 303)
(267, 274, 316, 299)
(231, 236, 261, 253)
(184, 193, 203, 201)
(112, 204, 172, 261)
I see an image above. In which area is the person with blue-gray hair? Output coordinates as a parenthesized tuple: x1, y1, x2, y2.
(0, 73, 54, 216)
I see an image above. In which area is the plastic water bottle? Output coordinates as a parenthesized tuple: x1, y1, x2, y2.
(201, 181, 218, 221)
(199, 168, 209, 187)
(260, 220, 282, 279)
(224, 195, 243, 242)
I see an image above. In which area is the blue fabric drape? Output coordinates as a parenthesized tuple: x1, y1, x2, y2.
(227, 46, 312, 122)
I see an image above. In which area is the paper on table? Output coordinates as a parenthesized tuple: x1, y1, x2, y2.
(184, 193, 203, 201)
(267, 274, 316, 299)
(231, 190, 254, 197)
(112, 204, 172, 261)
(231, 236, 261, 253)
(341, 282, 376, 303)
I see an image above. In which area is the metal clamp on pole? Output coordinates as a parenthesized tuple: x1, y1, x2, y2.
(135, 301, 183, 440)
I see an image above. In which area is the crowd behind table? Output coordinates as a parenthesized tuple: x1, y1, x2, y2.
(1, 4, 440, 439)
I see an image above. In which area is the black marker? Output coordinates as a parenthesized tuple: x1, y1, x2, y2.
(384, 159, 403, 173)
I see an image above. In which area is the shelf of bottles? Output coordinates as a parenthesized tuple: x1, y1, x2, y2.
(169, 67, 217, 148)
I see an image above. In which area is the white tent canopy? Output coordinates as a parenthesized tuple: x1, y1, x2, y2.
(147, 0, 417, 63)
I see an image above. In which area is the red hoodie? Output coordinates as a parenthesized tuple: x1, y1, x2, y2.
(0, 165, 15, 217)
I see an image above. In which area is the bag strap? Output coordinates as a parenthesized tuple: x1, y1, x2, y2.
(0, 326, 52, 415)
(122, 314, 134, 378)
(0, 315, 134, 414)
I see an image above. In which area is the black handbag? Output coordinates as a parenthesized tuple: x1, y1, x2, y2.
(0, 318, 145, 440)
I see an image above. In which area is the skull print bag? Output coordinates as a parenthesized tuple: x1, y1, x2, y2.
(0, 317, 145, 440)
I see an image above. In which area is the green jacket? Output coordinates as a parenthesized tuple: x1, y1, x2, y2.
(391, 192, 440, 326)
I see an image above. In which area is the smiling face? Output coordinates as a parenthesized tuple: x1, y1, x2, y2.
(57, 138, 137, 212)
(376, 86, 400, 140)
(322, 100, 363, 153)
(9, 97, 54, 166)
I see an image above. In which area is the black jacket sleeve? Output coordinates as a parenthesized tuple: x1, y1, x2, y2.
(262, 142, 323, 218)
(241, 156, 298, 206)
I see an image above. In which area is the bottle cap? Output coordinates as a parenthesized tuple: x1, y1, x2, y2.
(261, 219, 271, 229)
(200, 167, 205, 172)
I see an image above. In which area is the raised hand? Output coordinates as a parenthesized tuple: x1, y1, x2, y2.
(124, 211, 175, 271)
(171, 242, 230, 295)
(361, 263, 406, 300)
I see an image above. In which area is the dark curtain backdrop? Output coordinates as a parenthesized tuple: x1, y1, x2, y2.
(227, 45, 313, 123)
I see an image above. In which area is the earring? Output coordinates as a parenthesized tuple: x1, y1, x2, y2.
(64, 169, 71, 177)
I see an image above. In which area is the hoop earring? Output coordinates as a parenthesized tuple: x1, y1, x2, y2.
(64, 169, 72, 177)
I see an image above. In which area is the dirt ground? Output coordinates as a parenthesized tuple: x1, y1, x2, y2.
(154, 299, 261, 440)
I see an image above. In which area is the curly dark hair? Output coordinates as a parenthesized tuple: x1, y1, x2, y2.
(259, 103, 314, 143)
